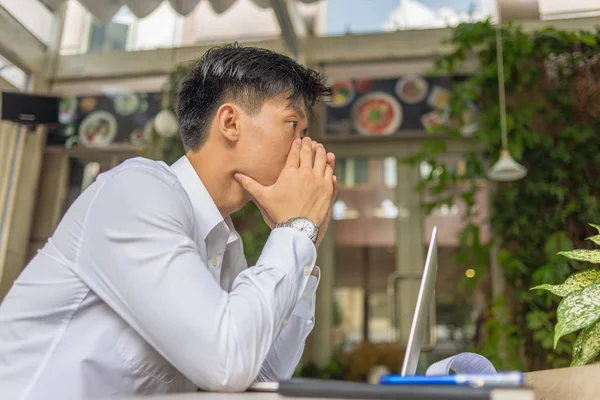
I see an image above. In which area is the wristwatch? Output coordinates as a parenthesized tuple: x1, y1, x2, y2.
(275, 217, 319, 244)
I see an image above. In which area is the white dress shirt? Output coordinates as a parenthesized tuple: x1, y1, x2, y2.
(0, 156, 320, 400)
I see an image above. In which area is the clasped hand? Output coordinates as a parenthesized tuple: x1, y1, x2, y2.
(234, 137, 338, 250)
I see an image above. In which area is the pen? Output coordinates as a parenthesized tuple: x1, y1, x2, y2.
(379, 372, 524, 388)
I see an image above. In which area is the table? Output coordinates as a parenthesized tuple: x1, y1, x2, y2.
(524, 363, 600, 400)
(121, 394, 344, 400)
(115, 363, 600, 400)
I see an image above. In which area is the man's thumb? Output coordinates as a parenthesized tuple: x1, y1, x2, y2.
(234, 173, 264, 198)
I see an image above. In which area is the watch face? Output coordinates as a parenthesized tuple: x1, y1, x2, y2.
(290, 218, 317, 238)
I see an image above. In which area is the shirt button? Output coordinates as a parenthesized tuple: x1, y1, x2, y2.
(301, 293, 309, 301)
(282, 319, 289, 326)
(303, 266, 311, 276)
(210, 257, 218, 267)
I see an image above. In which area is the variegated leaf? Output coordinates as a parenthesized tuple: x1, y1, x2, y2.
(531, 269, 600, 297)
(558, 249, 600, 264)
(571, 320, 600, 367)
(586, 235, 600, 245)
(554, 283, 600, 348)
(590, 223, 600, 233)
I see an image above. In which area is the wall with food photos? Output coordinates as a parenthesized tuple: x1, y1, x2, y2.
(48, 92, 163, 148)
(323, 75, 478, 140)
(48, 74, 479, 148)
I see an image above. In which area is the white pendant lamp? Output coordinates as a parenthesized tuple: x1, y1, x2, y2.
(487, 8, 527, 182)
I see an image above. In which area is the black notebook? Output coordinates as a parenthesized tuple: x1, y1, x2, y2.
(276, 378, 534, 400)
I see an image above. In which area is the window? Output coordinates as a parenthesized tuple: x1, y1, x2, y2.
(383, 157, 397, 188)
(88, 21, 129, 52)
(319, 0, 494, 36)
(1, 0, 54, 44)
(335, 158, 371, 187)
(0, 54, 28, 90)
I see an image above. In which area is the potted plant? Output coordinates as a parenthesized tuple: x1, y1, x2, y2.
(532, 223, 600, 366)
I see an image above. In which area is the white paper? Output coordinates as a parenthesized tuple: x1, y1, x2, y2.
(425, 352, 497, 376)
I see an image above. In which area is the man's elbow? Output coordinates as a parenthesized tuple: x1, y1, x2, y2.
(196, 365, 258, 392)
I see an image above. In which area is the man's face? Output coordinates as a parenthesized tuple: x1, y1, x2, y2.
(236, 95, 308, 187)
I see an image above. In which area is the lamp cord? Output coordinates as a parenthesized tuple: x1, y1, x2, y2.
(495, 7, 508, 151)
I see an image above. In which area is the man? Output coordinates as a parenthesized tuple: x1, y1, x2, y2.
(0, 45, 336, 399)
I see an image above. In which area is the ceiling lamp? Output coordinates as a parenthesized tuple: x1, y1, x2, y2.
(487, 3, 527, 182)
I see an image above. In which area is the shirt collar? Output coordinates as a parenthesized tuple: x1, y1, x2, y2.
(170, 155, 226, 242)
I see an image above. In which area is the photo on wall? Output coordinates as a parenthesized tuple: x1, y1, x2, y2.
(48, 92, 163, 148)
(323, 75, 477, 140)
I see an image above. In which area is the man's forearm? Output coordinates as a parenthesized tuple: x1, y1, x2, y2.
(256, 272, 319, 381)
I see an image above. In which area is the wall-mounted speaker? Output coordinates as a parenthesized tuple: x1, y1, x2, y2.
(1, 91, 60, 125)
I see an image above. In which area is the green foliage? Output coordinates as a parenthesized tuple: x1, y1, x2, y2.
(557, 250, 600, 264)
(533, 230, 600, 367)
(415, 19, 600, 370)
(531, 269, 600, 297)
(553, 282, 600, 348)
(294, 356, 345, 380)
(143, 59, 270, 265)
(571, 320, 600, 367)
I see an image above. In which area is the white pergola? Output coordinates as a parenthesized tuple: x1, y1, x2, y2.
(1, 0, 599, 84)
(1, 0, 600, 367)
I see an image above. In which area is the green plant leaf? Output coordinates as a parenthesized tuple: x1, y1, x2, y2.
(571, 320, 600, 367)
(586, 235, 600, 245)
(558, 250, 600, 264)
(590, 223, 600, 233)
(554, 283, 600, 348)
(531, 269, 600, 297)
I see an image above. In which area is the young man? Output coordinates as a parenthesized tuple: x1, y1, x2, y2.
(0, 45, 336, 399)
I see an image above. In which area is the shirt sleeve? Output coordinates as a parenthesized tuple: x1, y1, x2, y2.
(75, 168, 317, 392)
(256, 268, 320, 382)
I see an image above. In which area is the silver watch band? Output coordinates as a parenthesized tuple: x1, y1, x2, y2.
(275, 217, 319, 244)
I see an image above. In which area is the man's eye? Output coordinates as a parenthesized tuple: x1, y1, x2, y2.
(289, 121, 297, 130)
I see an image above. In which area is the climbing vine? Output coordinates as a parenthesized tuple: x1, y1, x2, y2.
(407, 19, 600, 370)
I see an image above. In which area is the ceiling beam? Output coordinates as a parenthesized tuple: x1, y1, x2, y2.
(0, 5, 48, 75)
(499, 0, 539, 21)
(269, 0, 307, 59)
(55, 39, 288, 81)
(54, 16, 600, 82)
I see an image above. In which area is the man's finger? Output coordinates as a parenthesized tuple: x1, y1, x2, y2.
(313, 144, 328, 175)
(299, 137, 313, 169)
(327, 152, 335, 169)
(325, 164, 334, 181)
(285, 138, 301, 168)
(234, 173, 265, 200)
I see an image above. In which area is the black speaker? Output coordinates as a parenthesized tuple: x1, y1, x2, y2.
(1, 91, 60, 125)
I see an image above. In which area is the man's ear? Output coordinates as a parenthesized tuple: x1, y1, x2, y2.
(215, 103, 241, 143)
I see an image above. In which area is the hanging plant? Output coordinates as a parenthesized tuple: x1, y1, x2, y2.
(408, 19, 600, 370)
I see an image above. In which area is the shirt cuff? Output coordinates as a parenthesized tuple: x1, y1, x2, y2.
(291, 266, 320, 317)
(255, 227, 317, 294)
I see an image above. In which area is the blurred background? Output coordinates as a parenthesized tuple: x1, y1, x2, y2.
(1, 0, 600, 383)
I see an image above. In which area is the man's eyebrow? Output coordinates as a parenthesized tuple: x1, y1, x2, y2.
(286, 103, 307, 120)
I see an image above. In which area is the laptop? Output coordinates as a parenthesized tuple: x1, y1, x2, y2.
(249, 226, 439, 392)
(400, 225, 438, 376)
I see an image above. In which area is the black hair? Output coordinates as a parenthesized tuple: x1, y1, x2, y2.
(176, 43, 330, 151)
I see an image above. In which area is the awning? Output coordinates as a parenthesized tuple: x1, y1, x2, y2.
(41, 0, 319, 23)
